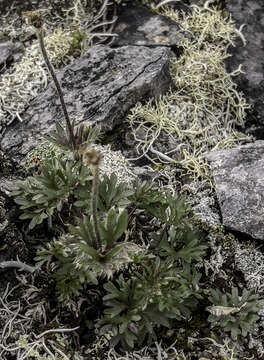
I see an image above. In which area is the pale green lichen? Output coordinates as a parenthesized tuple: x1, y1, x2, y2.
(16, 335, 57, 360)
(16, 333, 82, 360)
(162, 4, 243, 47)
(127, 5, 251, 182)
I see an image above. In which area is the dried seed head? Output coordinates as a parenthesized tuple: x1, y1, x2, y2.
(22, 10, 43, 29)
(82, 148, 102, 167)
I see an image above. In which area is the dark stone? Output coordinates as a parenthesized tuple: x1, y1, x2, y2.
(113, 3, 188, 49)
(0, 151, 25, 263)
(206, 141, 264, 240)
(0, 44, 174, 161)
(0, 42, 16, 70)
(225, 0, 264, 135)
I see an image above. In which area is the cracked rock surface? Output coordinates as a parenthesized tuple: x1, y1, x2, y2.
(0, 44, 174, 162)
(206, 141, 264, 240)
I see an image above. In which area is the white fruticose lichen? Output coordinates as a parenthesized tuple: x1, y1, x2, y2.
(106, 341, 183, 360)
(182, 179, 221, 225)
(93, 144, 137, 185)
(234, 241, 264, 294)
(0, 283, 79, 360)
(127, 5, 251, 181)
(163, 3, 244, 46)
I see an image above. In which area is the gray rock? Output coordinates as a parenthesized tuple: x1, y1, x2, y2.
(225, 0, 264, 136)
(206, 141, 264, 240)
(113, 3, 188, 48)
(0, 44, 174, 161)
(227, 0, 264, 88)
(0, 42, 16, 69)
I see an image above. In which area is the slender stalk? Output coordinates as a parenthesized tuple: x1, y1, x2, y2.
(82, 148, 103, 250)
(36, 28, 76, 150)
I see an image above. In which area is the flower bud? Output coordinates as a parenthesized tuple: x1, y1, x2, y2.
(82, 148, 102, 167)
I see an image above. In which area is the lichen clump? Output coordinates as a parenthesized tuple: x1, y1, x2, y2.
(0, 28, 87, 128)
(127, 5, 251, 181)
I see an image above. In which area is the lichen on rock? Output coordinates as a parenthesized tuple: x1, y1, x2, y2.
(127, 4, 251, 181)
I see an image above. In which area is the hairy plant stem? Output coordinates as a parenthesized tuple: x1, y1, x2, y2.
(91, 164, 102, 251)
(36, 28, 76, 150)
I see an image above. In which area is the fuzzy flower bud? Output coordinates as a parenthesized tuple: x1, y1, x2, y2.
(82, 148, 102, 168)
(22, 10, 43, 29)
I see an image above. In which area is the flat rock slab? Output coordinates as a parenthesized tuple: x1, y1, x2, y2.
(206, 141, 264, 240)
(0, 44, 174, 161)
(113, 3, 187, 48)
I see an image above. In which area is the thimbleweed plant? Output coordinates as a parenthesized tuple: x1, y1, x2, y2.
(13, 11, 101, 228)
(11, 10, 263, 351)
(35, 192, 142, 300)
(12, 154, 91, 229)
(93, 191, 207, 348)
(207, 287, 262, 340)
(32, 147, 143, 300)
(100, 257, 202, 348)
